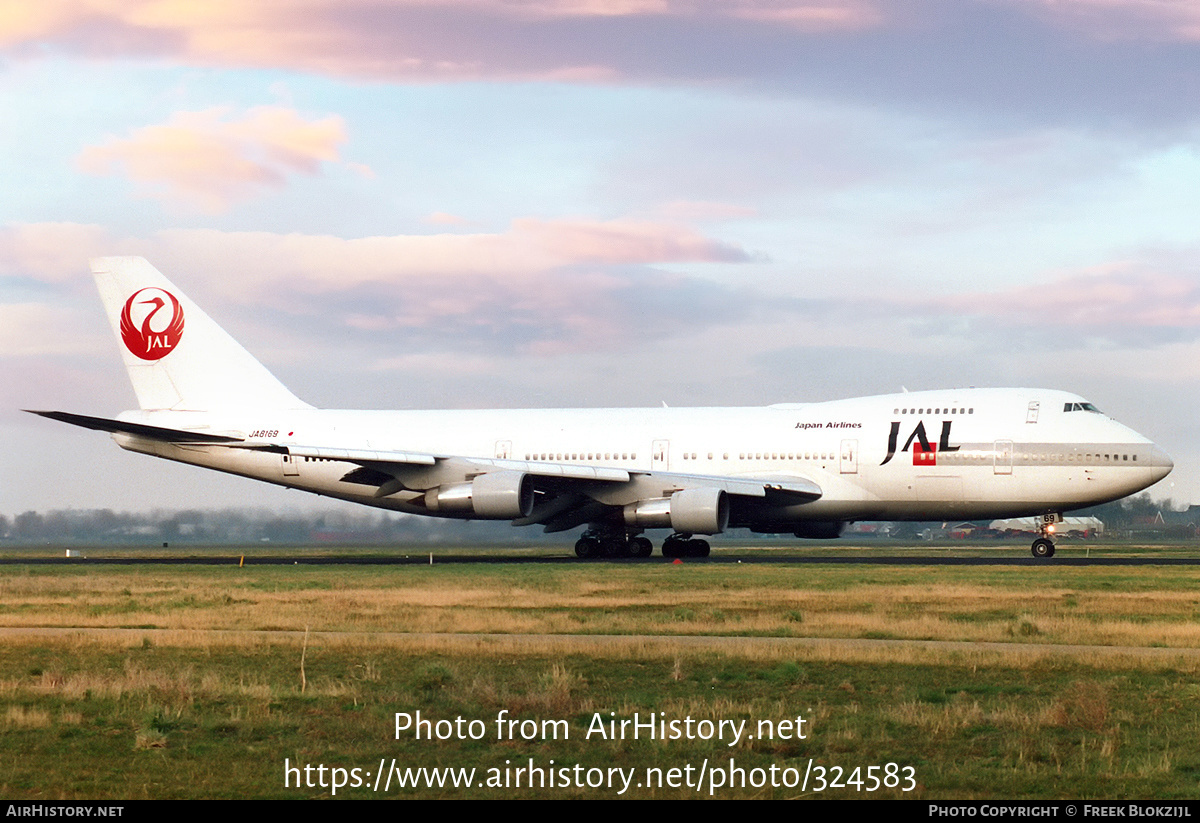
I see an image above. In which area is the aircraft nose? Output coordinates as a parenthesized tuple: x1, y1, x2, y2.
(1147, 444, 1174, 484)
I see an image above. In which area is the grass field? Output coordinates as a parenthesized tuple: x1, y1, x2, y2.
(2, 543, 1200, 799)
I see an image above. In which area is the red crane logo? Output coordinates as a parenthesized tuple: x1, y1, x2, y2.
(120, 288, 185, 361)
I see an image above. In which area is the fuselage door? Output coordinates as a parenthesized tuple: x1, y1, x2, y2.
(994, 440, 1013, 475)
(282, 453, 299, 477)
(1026, 401, 1040, 424)
(840, 439, 858, 474)
(495, 440, 512, 460)
(652, 439, 669, 472)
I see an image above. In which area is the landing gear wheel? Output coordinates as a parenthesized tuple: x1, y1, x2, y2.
(630, 536, 653, 558)
(605, 536, 630, 558)
(662, 535, 685, 558)
(1031, 538, 1055, 559)
(575, 536, 600, 558)
(662, 534, 709, 558)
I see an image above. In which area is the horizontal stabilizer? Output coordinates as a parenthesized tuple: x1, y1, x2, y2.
(24, 410, 245, 444)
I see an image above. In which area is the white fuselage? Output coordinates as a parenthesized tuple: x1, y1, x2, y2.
(116, 387, 1172, 529)
(53, 258, 1171, 554)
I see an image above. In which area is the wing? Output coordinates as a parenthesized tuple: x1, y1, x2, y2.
(282, 442, 823, 532)
(30, 410, 824, 535)
(24, 410, 246, 444)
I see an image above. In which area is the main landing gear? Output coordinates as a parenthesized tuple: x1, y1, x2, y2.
(573, 530, 708, 559)
(662, 533, 710, 559)
(574, 530, 653, 559)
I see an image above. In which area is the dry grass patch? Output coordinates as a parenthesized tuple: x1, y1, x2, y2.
(0, 628, 1198, 798)
(4, 656, 280, 713)
(133, 728, 168, 750)
(1046, 681, 1110, 732)
(5, 564, 1200, 652)
(451, 661, 594, 718)
(9, 627, 1200, 675)
(5, 704, 51, 727)
(4, 563, 1200, 651)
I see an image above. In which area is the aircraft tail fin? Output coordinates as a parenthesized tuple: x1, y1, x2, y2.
(91, 257, 312, 411)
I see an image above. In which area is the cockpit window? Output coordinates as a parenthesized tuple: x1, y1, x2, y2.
(1063, 402, 1102, 413)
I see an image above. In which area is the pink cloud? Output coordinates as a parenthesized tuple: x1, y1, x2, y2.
(76, 107, 357, 213)
(0, 303, 97, 357)
(0, 1, 888, 80)
(0, 4, 79, 48)
(488, 0, 672, 18)
(723, 0, 883, 30)
(0, 218, 753, 357)
(656, 200, 759, 221)
(511, 217, 750, 264)
(0, 223, 110, 283)
(0, 216, 750, 292)
(942, 264, 1200, 328)
(996, 0, 1200, 42)
(422, 211, 474, 226)
(135, 217, 748, 289)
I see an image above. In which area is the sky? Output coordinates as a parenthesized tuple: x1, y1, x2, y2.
(2, 0, 1199, 516)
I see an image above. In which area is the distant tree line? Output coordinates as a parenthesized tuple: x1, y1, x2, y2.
(0, 494, 1191, 546)
(1074, 493, 1189, 528)
(0, 508, 560, 546)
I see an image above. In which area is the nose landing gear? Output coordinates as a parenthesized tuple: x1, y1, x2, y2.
(1030, 514, 1060, 558)
(1031, 537, 1055, 558)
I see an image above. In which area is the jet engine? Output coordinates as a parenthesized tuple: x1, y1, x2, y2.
(424, 470, 534, 518)
(623, 487, 729, 535)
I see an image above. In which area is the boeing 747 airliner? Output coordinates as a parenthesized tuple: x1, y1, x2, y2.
(29, 258, 1173, 559)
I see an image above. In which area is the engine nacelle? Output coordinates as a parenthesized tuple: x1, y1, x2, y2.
(424, 471, 534, 519)
(623, 488, 729, 535)
(671, 487, 729, 534)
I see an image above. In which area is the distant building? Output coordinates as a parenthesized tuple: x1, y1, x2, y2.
(990, 516, 1104, 536)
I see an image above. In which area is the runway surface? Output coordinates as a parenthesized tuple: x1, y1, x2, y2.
(1, 552, 1198, 566)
